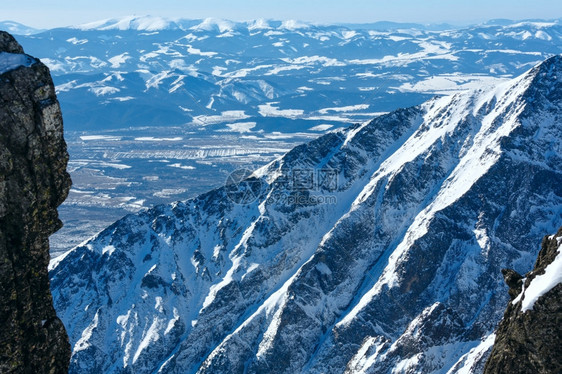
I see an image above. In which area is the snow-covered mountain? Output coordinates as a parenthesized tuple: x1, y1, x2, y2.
(0, 21, 44, 35)
(13, 17, 562, 132)
(49, 55, 562, 373)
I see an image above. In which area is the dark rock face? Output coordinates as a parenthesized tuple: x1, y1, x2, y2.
(484, 227, 562, 374)
(0, 32, 71, 373)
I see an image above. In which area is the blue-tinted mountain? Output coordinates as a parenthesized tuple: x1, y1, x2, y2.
(11, 17, 562, 133)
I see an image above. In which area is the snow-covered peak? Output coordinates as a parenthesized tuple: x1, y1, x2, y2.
(506, 20, 559, 29)
(190, 18, 238, 33)
(74, 15, 180, 31)
(280, 19, 311, 30)
(247, 18, 272, 31)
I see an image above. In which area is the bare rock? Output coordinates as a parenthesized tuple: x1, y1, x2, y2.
(484, 227, 562, 374)
(0, 31, 71, 373)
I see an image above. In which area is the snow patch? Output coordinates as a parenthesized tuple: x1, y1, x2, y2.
(168, 163, 195, 170)
(66, 37, 88, 45)
(134, 137, 182, 141)
(108, 53, 130, 68)
(258, 102, 304, 118)
(520, 243, 562, 312)
(80, 135, 122, 141)
(74, 310, 99, 352)
(319, 104, 369, 114)
(309, 124, 333, 131)
(224, 122, 256, 133)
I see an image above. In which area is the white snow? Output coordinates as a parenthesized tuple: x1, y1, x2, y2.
(134, 137, 182, 141)
(342, 120, 372, 147)
(265, 64, 306, 75)
(248, 19, 271, 31)
(132, 317, 162, 363)
(91, 86, 120, 96)
(108, 53, 130, 68)
(191, 18, 236, 33)
(164, 308, 179, 335)
(448, 334, 496, 374)
(520, 242, 562, 312)
(108, 96, 135, 102)
(94, 162, 131, 169)
(258, 102, 304, 118)
(347, 40, 458, 66)
(102, 245, 116, 256)
(186, 45, 217, 57)
(79, 135, 122, 141)
(66, 37, 88, 45)
(342, 30, 358, 39)
(280, 55, 345, 67)
(534, 30, 552, 41)
(339, 64, 535, 327)
(280, 20, 310, 30)
(309, 124, 333, 131)
(153, 188, 188, 198)
(192, 110, 250, 126)
(397, 74, 511, 95)
(74, 310, 99, 352)
(0, 52, 35, 75)
(224, 122, 256, 133)
(168, 163, 195, 170)
(319, 104, 370, 114)
(347, 337, 385, 373)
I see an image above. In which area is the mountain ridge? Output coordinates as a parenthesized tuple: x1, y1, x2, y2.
(49, 54, 561, 373)
(5, 16, 562, 33)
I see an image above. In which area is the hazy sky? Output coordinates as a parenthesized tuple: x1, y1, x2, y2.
(2, 0, 562, 29)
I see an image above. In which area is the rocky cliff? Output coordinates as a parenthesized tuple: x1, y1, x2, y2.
(0, 31, 71, 373)
(484, 227, 562, 374)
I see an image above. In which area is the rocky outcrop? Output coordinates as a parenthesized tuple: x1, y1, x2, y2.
(0, 31, 71, 373)
(484, 227, 562, 374)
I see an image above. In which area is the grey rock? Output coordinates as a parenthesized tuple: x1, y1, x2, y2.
(484, 227, 562, 374)
(0, 31, 71, 373)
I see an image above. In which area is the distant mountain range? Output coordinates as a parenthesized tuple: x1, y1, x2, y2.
(9, 16, 562, 133)
(0, 21, 44, 35)
(49, 54, 562, 373)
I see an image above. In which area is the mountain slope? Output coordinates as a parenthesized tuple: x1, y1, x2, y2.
(50, 55, 562, 373)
